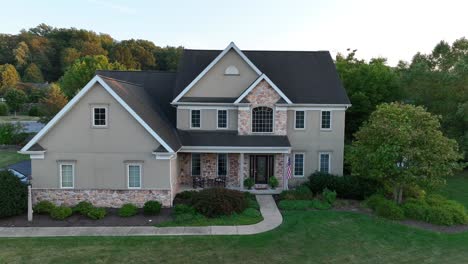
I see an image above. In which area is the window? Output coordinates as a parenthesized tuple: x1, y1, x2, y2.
(60, 163, 74, 188)
(217, 110, 228, 129)
(252, 107, 273, 133)
(92, 107, 107, 127)
(127, 164, 142, 189)
(294, 153, 305, 177)
(295, 111, 305, 129)
(321, 111, 331, 130)
(217, 154, 228, 176)
(224, 65, 239, 75)
(191, 153, 201, 176)
(191, 110, 201, 128)
(319, 153, 331, 173)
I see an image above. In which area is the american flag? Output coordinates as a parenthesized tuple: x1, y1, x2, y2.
(287, 157, 292, 179)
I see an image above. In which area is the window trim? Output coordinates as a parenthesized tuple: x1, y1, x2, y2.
(190, 109, 202, 129)
(293, 152, 305, 178)
(92, 105, 108, 128)
(251, 106, 275, 134)
(127, 163, 142, 189)
(191, 153, 201, 176)
(320, 110, 332, 131)
(216, 153, 229, 176)
(318, 152, 331, 174)
(59, 162, 75, 189)
(294, 110, 306, 130)
(216, 109, 229, 129)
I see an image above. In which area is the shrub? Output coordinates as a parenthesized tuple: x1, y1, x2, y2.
(425, 194, 447, 206)
(174, 204, 196, 215)
(244, 178, 254, 190)
(309, 172, 379, 200)
(0, 123, 27, 145)
(28, 105, 44, 116)
(365, 194, 387, 211)
(143, 200, 162, 215)
(87, 207, 106, 220)
(173, 190, 198, 205)
(402, 200, 429, 221)
(269, 177, 279, 189)
(426, 206, 454, 226)
(0, 170, 27, 218)
(50, 206, 73, 220)
(33, 201, 56, 214)
(73, 201, 93, 215)
(278, 200, 312, 210)
(0, 102, 8, 116)
(311, 199, 332, 210)
(118, 203, 138, 217)
(192, 188, 247, 217)
(322, 188, 337, 205)
(242, 208, 261, 218)
(374, 199, 405, 220)
(443, 200, 468, 225)
(280, 184, 314, 200)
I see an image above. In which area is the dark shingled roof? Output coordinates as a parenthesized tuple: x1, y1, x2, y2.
(178, 130, 290, 147)
(7, 160, 31, 178)
(174, 49, 350, 104)
(179, 97, 236, 103)
(29, 143, 45, 151)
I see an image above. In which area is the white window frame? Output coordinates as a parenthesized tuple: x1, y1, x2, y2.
(293, 153, 305, 177)
(127, 163, 142, 189)
(216, 109, 229, 129)
(216, 153, 229, 176)
(318, 152, 331, 174)
(251, 106, 275, 134)
(59, 162, 75, 189)
(92, 105, 108, 128)
(191, 153, 201, 176)
(294, 110, 306, 130)
(320, 110, 332, 131)
(190, 109, 202, 129)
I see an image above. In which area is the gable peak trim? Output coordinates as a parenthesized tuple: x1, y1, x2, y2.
(234, 74, 293, 104)
(172, 42, 262, 103)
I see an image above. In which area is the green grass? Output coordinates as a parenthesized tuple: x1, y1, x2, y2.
(0, 149, 29, 168)
(438, 170, 468, 207)
(0, 115, 39, 122)
(2, 210, 468, 263)
(157, 209, 263, 227)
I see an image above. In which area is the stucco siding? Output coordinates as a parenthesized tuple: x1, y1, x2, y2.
(177, 108, 238, 130)
(287, 109, 345, 179)
(184, 50, 259, 98)
(32, 83, 171, 189)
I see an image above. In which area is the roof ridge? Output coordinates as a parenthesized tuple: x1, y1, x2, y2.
(183, 49, 330, 53)
(97, 70, 177, 73)
(97, 75, 144, 87)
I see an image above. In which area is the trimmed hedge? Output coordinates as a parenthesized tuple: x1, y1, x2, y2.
(0, 170, 27, 218)
(73, 201, 94, 215)
(50, 206, 72, 220)
(309, 172, 379, 200)
(192, 188, 248, 218)
(374, 200, 405, 220)
(87, 207, 106, 220)
(119, 203, 138, 217)
(173, 190, 198, 206)
(143, 201, 162, 215)
(33, 201, 56, 214)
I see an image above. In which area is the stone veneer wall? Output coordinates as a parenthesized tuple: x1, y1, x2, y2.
(178, 153, 192, 185)
(201, 153, 216, 178)
(238, 80, 287, 135)
(274, 154, 284, 189)
(32, 189, 172, 208)
(228, 153, 240, 187)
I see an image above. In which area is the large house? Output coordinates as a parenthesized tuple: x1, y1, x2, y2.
(19, 42, 351, 207)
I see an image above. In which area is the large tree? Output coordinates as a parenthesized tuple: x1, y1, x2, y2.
(4, 88, 27, 116)
(348, 102, 462, 204)
(0, 64, 20, 94)
(335, 51, 402, 141)
(59, 55, 125, 98)
(22, 63, 44, 83)
(40, 83, 67, 120)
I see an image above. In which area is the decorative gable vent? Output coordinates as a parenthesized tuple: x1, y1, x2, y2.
(224, 65, 240, 76)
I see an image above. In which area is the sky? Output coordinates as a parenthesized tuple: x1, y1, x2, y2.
(1, 0, 467, 65)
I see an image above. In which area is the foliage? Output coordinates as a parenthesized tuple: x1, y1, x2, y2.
(280, 185, 314, 200)
(269, 177, 279, 189)
(278, 199, 332, 211)
(0, 102, 8, 116)
(13, 41, 30, 68)
(243, 178, 254, 190)
(309, 172, 379, 200)
(335, 51, 402, 140)
(374, 199, 405, 220)
(174, 204, 196, 215)
(0, 64, 20, 94)
(0, 170, 27, 217)
(39, 83, 67, 121)
(143, 200, 162, 215)
(33, 201, 56, 214)
(311, 199, 332, 210)
(110, 39, 157, 69)
(50, 206, 73, 220)
(191, 188, 247, 218)
(72, 201, 93, 215)
(118, 203, 139, 217)
(60, 55, 125, 98)
(4, 88, 26, 114)
(173, 190, 198, 206)
(401, 199, 430, 221)
(365, 194, 388, 211)
(22, 63, 44, 82)
(348, 102, 463, 204)
(322, 188, 337, 205)
(0, 123, 28, 145)
(28, 105, 44, 116)
(86, 207, 106, 220)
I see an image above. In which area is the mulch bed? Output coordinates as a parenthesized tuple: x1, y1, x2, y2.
(0, 208, 173, 227)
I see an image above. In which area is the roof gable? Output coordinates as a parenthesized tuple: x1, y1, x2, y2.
(235, 74, 292, 104)
(172, 42, 262, 103)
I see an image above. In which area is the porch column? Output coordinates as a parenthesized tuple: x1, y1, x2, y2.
(239, 153, 244, 190)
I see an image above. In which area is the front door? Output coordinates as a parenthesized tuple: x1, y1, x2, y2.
(250, 155, 274, 184)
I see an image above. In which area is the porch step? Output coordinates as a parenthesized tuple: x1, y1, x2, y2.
(254, 184, 269, 190)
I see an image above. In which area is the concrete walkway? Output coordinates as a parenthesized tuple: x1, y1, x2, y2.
(0, 195, 282, 237)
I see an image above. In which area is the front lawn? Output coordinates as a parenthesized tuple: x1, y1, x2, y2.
(2, 210, 468, 263)
(0, 115, 39, 122)
(0, 149, 28, 168)
(438, 170, 468, 208)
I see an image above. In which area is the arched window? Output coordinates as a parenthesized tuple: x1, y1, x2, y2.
(224, 65, 239, 75)
(252, 107, 273, 133)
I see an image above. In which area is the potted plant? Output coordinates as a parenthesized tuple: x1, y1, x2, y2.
(269, 177, 279, 189)
(244, 178, 254, 190)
